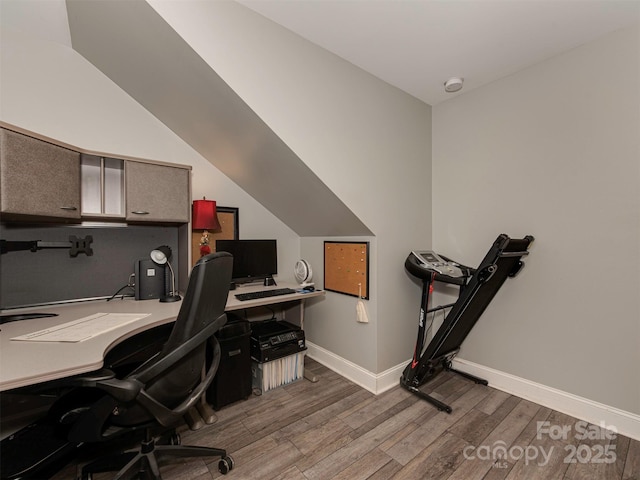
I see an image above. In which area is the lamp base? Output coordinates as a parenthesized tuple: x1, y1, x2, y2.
(160, 294, 181, 303)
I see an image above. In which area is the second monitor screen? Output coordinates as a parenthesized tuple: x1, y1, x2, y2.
(216, 239, 277, 284)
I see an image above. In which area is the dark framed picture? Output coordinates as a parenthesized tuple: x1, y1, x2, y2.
(213, 206, 239, 241)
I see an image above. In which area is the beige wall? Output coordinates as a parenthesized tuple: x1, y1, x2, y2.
(433, 25, 640, 414)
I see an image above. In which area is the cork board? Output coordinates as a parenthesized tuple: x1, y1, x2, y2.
(191, 207, 239, 267)
(324, 241, 369, 299)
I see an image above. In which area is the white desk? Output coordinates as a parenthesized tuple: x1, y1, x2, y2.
(225, 282, 325, 329)
(0, 299, 181, 392)
(0, 283, 324, 392)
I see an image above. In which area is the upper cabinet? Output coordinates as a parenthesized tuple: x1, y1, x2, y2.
(0, 128, 81, 221)
(125, 161, 190, 223)
(0, 124, 191, 225)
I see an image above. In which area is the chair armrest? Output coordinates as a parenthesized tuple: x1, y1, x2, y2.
(64, 369, 144, 403)
(133, 314, 226, 385)
(136, 337, 222, 426)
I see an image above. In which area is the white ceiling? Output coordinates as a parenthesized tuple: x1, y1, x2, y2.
(3, 0, 639, 105)
(236, 0, 640, 105)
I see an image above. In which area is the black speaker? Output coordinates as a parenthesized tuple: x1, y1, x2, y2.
(134, 259, 165, 300)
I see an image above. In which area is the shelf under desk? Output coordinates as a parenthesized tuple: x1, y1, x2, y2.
(225, 282, 325, 328)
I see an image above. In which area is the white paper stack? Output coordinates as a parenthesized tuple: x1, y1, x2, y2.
(252, 352, 305, 394)
(11, 313, 151, 342)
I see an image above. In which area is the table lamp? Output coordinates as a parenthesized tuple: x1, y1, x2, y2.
(150, 245, 181, 302)
(192, 198, 220, 257)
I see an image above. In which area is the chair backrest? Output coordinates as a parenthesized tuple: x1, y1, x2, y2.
(163, 251, 233, 351)
(113, 251, 233, 425)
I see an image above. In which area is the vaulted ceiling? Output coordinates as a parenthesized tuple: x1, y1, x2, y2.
(6, 0, 638, 236)
(65, 0, 372, 237)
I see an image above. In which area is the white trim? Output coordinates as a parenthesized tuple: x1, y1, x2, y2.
(306, 341, 406, 395)
(305, 343, 640, 441)
(452, 358, 640, 441)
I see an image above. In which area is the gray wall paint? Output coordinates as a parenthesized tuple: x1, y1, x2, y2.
(432, 26, 640, 414)
(148, 1, 433, 372)
(0, 224, 178, 308)
(0, 1, 431, 374)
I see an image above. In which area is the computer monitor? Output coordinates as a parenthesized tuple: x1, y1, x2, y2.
(215, 239, 277, 285)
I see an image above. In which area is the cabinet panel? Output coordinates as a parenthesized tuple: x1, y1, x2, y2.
(125, 161, 190, 223)
(81, 154, 124, 217)
(0, 128, 81, 220)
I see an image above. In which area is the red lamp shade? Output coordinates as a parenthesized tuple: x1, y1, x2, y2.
(192, 199, 220, 230)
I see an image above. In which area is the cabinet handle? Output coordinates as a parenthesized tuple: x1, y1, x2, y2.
(59, 206, 78, 211)
(131, 211, 150, 215)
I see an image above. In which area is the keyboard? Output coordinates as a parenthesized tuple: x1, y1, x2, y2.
(235, 288, 296, 301)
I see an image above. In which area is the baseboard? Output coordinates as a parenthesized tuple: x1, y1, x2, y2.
(452, 358, 640, 441)
(305, 342, 640, 441)
(306, 342, 406, 395)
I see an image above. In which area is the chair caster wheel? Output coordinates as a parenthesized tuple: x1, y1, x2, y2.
(170, 432, 181, 445)
(218, 455, 234, 474)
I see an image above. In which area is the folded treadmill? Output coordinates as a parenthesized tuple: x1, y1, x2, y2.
(401, 234, 534, 413)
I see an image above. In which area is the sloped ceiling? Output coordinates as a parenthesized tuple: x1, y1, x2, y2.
(237, 0, 640, 106)
(65, 0, 372, 237)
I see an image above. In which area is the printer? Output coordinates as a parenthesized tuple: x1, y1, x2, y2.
(250, 320, 306, 363)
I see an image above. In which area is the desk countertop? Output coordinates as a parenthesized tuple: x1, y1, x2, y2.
(0, 283, 324, 392)
(0, 299, 182, 392)
(225, 282, 324, 311)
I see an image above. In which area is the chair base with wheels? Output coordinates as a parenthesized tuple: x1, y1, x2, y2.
(77, 426, 233, 479)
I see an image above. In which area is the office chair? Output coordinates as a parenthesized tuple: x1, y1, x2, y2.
(0, 252, 236, 480)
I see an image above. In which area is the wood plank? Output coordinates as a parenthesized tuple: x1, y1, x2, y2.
(563, 422, 628, 480)
(49, 358, 638, 480)
(623, 437, 640, 480)
(481, 404, 553, 480)
(343, 387, 413, 430)
(385, 384, 489, 466)
(302, 398, 434, 479)
(332, 448, 395, 480)
(504, 411, 579, 480)
(446, 399, 541, 480)
(391, 431, 471, 480)
(351, 396, 419, 439)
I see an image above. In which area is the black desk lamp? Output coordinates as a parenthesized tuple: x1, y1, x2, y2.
(150, 245, 181, 303)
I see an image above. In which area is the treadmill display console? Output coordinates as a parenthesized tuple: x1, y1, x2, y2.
(411, 250, 464, 278)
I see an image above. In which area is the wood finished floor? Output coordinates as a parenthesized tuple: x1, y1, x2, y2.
(53, 358, 639, 480)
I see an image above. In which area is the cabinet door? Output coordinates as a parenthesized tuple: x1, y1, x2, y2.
(0, 128, 81, 220)
(125, 161, 190, 223)
(81, 154, 125, 218)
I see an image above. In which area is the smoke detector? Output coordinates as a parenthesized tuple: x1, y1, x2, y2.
(444, 77, 464, 93)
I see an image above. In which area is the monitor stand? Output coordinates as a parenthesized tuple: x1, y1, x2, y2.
(264, 277, 277, 287)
